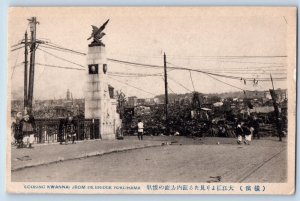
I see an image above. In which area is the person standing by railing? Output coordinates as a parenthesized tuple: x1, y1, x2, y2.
(12, 112, 24, 148)
(21, 107, 36, 148)
(64, 113, 77, 144)
(58, 118, 65, 144)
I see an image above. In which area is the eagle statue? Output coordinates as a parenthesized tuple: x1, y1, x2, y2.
(87, 19, 110, 46)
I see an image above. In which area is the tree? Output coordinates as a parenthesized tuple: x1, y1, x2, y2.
(192, 92, 203, 110)
(116, 90, 127, 118)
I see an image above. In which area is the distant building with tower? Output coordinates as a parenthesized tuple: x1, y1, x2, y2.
(66, 89, 72, 100)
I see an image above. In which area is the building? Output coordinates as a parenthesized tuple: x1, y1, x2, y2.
(137, 98, 146, 105)
(128, 96, 138, 107)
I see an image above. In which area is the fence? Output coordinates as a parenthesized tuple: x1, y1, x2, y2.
(34, 118, 100, 144)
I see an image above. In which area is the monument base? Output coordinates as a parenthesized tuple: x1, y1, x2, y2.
(101, 133, 116, 140)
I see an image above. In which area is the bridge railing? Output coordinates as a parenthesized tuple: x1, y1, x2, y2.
(34, 118, 100, 144)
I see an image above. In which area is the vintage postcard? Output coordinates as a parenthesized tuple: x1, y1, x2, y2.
(6, 7, 296, 194)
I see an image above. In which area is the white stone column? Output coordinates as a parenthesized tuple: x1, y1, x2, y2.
(85, 44, 116, 140)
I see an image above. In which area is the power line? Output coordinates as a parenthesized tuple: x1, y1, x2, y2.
(205, 74, 248, 92)
(107, 58, 163, 69)
(11, 46, 25, 52)
(107, 53, 163, 59)
(108, 71, 163, 77)
(161, 76, 175, 94)
(35, 63, 85, 71)
(164, 55, 287, 59)
(108, 74, 159, 78)
(198, 66, 287, 70)
(208, 72, 286, 75)
(11, 25, 30, 78)
(11, 48, 22, 79)
(41, 43, 86, 56)
(167, 62, 287, 81)
(28, 63, 165, 79)
(108, 75, 156, 96)
(169, 59, 285, 66)
(168, 76, 192, 92)
(204, 70, 287, 73)
(38, 48, 85, 68)
(39, 44, 78, 54)
(107, 58, 287, 81)
(109, 53, 287, 60)
(189, 70, 195, 92)
(166, 63, 287, 72)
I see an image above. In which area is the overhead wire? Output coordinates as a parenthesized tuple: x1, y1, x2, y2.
(171, 59, 285, 66)
(161, 76, 176, 94)
(107, 58, 286, 81)
(11, 24, 30, 79)
(12, 30, 287, 96)
(163, 55, 287, 59)
(108, 75, 156, 96)
(11, 46, 25, 52)
(11, 42, 23, 79)
(108, 71, 163, 77)
(35, 50, 47, 82)
(35, 63, 85, 71)
(204, 74, 249, 92)
(167, 61, 287, 81)
(189, 70, 195, 92)
(42, 43, 86, 56)
(38, 47, 85, 68)
(168, 76, 193, 92)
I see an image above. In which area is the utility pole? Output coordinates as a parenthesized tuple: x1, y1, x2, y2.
(163, 52, 169, 132)
(24, 31, 28, 108)
(27, 17, 38, 112)
(269, 74, 282, 141)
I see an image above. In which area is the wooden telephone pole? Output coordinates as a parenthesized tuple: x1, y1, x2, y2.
(269, 74, 282, 141)
(27, 17, 38, 112)
(24, 31, 28, 108)
(163, 53, 169, 132)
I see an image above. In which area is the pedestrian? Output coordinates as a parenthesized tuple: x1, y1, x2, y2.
(58, 118, 65, 144)
(243, 122, 252, 145)
(13, 112, 24, 148)
(277, 117, 283, 141)
(21, 108, 36, 148)
(251, 115, 260, 139)
(64, 113, 77, 144)
(137, 119, 144, 140)
(236, 121, 244, 144)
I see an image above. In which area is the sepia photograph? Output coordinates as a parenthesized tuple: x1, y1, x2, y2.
(6, 7, 296, 194)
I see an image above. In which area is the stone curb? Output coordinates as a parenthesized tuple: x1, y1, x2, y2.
(11, 143, 164, 172)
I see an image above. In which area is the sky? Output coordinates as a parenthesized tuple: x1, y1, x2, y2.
(8, 7, 294, 100)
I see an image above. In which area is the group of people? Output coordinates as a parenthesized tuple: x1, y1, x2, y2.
(135, 116, 261, 144)
(236, 115, 260, 145)
(12, 108, 36, 149)
(12, 109, 78, 148)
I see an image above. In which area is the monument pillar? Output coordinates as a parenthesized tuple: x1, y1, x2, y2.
(85, 19, 121, 140)
(85, 43, 115, 140)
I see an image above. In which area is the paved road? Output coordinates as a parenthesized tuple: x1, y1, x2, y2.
(11, 139, 163, 171)
(12, 137, 287, 183)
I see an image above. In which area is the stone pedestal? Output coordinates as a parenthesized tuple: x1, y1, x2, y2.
(85, 44, 119, 140)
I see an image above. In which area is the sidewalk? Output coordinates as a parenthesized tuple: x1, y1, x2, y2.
(11, 138, 166, 171)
